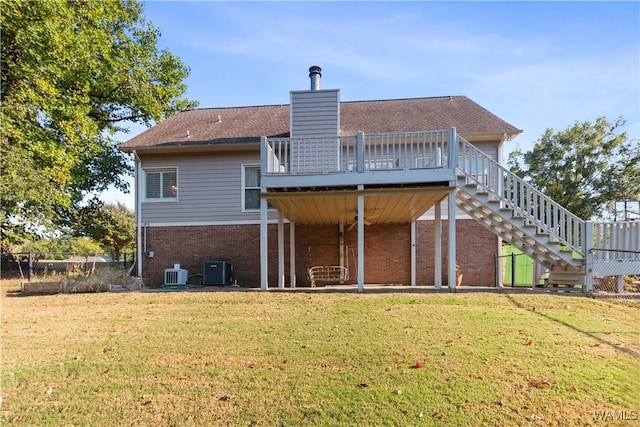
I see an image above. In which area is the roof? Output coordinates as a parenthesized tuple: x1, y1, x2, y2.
(120, 96, 521, 152)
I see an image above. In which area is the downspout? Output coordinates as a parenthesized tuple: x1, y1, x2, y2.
(132, 150, 143, 279)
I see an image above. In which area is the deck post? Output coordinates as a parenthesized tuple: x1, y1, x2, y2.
(356, 132, 365, 173)
(411, 221, 416, 287)
(448, 189, 457, 291)
(448, 127, 458, 170)
(448, 128, 458, 291)
(260, 196, 268, 291)
(357, 186, 365, 292)
(260, 136, 269, 291)
(290, 222, 296, 288)
(339, 223, 345, 284)
(584, 220, 593, 294)
(278, 212, 285, 289)
(435, 201, 442, 289)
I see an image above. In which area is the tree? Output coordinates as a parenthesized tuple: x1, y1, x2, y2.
(508, 117, 640, 220)
(20, 236, 104, 260)
(1, 0, 197, 249)
(75, 201, 135, 262)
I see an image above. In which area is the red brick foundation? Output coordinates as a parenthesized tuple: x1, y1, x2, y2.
(415, 220, 498, 286)
(141, 220, 497, 287)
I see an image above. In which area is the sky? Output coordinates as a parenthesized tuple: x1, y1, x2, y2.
(106, 1, 639, 209)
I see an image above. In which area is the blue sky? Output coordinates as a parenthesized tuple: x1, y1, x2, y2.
(108, 1, 639, 209)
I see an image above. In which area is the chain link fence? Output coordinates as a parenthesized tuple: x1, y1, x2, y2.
(1, 252, 135, 294)
(591, 248, 640, 305)
(495, 244, 639, 303)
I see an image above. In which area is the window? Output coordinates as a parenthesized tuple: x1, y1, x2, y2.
(243, 165, 260, 210)
(145, 168, 177, 201)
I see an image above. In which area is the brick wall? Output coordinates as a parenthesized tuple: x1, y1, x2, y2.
(415, 220, 498, 286)
(341, 223, 412, 285)
(142, 219, 497, 287)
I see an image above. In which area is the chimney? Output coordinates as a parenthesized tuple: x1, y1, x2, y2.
(309, 65, 322, 90)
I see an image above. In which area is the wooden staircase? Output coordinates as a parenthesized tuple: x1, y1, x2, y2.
(454, 137, 587, 289)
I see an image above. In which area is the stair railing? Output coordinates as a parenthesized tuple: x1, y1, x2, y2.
(457, 136, 586, 257)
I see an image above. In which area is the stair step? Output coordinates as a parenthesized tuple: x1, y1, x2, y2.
(457, 181, 587, 273)
(547, 271, 585, 286)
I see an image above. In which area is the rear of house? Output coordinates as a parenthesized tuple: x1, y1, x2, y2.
(120, 67, 521, 288)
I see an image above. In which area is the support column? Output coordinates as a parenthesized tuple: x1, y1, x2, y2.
(339, 223, 345, 283)
(357, 188, 365, 293)
(497, 236, 504, 287)
(448, 189, 457, 291)
(278, 212, 285, 289)
(584, 221, 593, 294)
(259, 136, 269, 291)
(260, 196, 268, 291)
(411, 221, 417, 287)
(435, 201, 442, 289)
(290, 222, 296, 288)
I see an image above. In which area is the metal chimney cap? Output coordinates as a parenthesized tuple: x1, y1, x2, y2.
(309, 65, 322, 77)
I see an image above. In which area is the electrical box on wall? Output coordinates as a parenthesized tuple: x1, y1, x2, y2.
(203, 261, 233, 285)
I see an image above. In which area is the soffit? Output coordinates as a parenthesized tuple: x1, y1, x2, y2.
(265, 187, 451, 225)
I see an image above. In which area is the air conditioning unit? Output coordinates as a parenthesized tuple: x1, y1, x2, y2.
(164, 264, 188, 286)
(203, 261, 233, 285)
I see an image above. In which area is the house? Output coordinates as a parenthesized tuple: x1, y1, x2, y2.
(121, 66, 637, 292)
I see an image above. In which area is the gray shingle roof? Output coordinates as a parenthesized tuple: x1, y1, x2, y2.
(120, 96, 521, 152)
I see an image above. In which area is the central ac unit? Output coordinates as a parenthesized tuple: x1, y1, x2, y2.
(203, 261, 233, 285)
(164, 264, 188, 286)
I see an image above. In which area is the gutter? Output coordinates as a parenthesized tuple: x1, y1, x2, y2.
(120, 142, 261, 155)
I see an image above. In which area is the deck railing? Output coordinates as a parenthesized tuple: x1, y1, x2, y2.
(361, 131, 449, 171)
(457, 136, 586, 255)
(263, 128, 638, 277)
(263, 130, 453, 175)
(593, 221, 640, 260)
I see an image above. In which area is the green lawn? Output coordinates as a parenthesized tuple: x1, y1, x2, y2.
(1, 290, 638, 426)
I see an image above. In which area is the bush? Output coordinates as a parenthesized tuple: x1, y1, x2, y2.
(67, 268, 135, 293)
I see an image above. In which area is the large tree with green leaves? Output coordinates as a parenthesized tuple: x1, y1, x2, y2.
(1, 0, 196, 250)
(508, 117, 640, 220)
(74, 201, 135, 261)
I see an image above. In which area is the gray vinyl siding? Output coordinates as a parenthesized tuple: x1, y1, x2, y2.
(290, 89, 340, 138)
(471, 141, 498, 160)
(140, 151, 267, 224)
(290, 89, 340, 173)
(139, 137, 502, 224)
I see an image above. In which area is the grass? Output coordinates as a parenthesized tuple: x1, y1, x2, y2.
(1, 290, 638, 426)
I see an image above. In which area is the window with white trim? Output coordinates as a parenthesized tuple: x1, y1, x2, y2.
(242, 165, 261, 210)
(145, 168, 177, 201)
